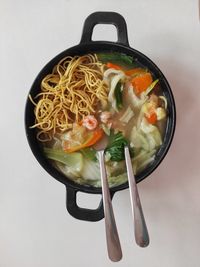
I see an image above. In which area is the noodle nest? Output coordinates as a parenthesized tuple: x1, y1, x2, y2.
(30, 54, 108, 141)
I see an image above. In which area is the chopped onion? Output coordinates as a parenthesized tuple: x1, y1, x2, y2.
(127, 84, 147, 108)
(119, 106, 134, 123)
(108, 73, 125, 111)
(103, 69, 124, 80)
(140, 117, 157, 133)
(159, 96, 168, 109)
(156, 107, 166, 120)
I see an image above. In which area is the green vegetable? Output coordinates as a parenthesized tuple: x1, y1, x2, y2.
(108, 173, 128, 187)
(101, 124, 111, 136)
(44, 147, 83, 172)
(72, 173, 128, 188)
(133, 149, 156, 173)
(145, 79, 159, 95)
(114, 81, 123, 110)
(80, 158, 100, 181)
(105, 131, 129, 162)
(97, 52, 138, 69)
(80, 147, 97, 161)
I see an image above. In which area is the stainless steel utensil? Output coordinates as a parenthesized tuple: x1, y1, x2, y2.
(98, 150, 122, 262)
(124, 146, 150, 247)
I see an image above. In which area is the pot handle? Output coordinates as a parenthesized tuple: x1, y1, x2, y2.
(66, 187, 114, 222)
(80, 11, 129, 46)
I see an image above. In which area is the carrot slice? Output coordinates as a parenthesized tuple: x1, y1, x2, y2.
(63, 128, 104, 153)
(85, 128, 104, 146)
(106, 62, 122, 70)
(145, 112, 157, 124)
(131, 73, 153, 94)
(125, 68, 146, 76)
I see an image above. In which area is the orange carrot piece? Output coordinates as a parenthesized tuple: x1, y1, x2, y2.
(131, 73, 153, 94)
(106, 62, 122, 70)
(63, 129, 103, 153)
(145, 112, 157, 124)
(125, 68, 146, 76)
(85, 128, 104, 146)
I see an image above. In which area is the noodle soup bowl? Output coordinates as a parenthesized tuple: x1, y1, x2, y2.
(25, 12, 176, 221)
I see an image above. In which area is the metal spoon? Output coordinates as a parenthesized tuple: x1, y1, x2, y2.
(98, 150, 122, 262)
(124, 146, 150, 247)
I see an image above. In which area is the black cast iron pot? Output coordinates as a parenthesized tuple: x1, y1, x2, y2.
(25, 12, 176, 222)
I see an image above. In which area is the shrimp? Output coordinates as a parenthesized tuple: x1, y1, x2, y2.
(82, 115, 98, 130)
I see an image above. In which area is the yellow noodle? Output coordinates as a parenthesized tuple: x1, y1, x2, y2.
(31, 54, 108, 141)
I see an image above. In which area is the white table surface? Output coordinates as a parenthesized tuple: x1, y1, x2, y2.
(1, 0, 200, 266)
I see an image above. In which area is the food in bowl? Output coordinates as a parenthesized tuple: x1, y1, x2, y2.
(29, 52, 167, 187)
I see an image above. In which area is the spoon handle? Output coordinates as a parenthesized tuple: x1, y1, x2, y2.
(98, 150, 122, 262)
(124, 147, 150, 247)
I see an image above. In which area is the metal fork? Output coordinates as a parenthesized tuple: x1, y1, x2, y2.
(98, 150, 122, 262)
(124, 146, 150, 247)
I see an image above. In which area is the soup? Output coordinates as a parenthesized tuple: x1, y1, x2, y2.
(29, 52, 167, 187)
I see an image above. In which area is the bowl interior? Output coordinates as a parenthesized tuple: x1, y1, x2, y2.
(25, 42, 176, 194)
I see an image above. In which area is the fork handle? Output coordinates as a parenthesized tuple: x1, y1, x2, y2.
(124, 147, 150, 247)
(98, 151, 122, 262)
